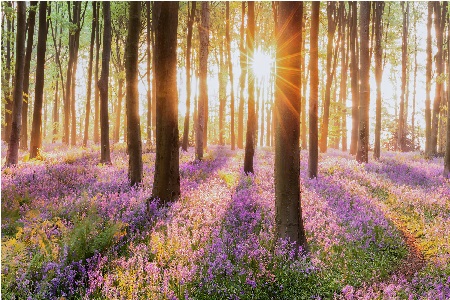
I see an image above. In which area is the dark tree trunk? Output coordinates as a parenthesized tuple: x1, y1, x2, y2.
(126, 1, 142, 186)
(356, 2, 371, 164)
(309, 2, 320, 179)
(3, 2, 13, 142)
(151, 2, 180, 204)
(275, 1, 307, 255)
(99, 2, 111, 164)
(151, 2, 158, 145)
(182, 2, 196, 151)
(398, 2, 408, 152)
(83, 2, 97, 147)
(319, 2, 337, 153)
(444, 15, 450, 177)
(94, 2, 101, 144)
(226, 2, 235, 150)
(30, 2, 48, 159)
(5, 2, 26, 166)
(373, 2, 384, 159)
(244, 1, 255, 174)
(425, 2, 433, 156)
(114, 78, 123, 143)
(196, 2, 209, 160)
(301, 13, 308, 150)
(21, 1, 37, 150)
(349, 1, 359, 155)
(146, 2, 152, 144)
(237, 2, 246, 149)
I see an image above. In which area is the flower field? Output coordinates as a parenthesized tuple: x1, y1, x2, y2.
(1, 144, 449, 299)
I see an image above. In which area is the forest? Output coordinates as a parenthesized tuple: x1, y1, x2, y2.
(1, 1, 450, 299)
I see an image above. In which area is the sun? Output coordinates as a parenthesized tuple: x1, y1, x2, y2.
(251, 49, 273, 81)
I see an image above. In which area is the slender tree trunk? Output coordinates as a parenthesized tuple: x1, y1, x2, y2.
(412, 5, 417, 150)
(126, 1, 142, 186)
(83, 2, 96, 147)
(356, 2, 371, 164)
(349, 1, 359, 155)
(4, 2, 13, 142)
(5, 2, 26, 166)
(151, 2, 180, 204)
(275, 2, 307, 255)
(94, 2, 101, 144)
(374, 2, 384, 159)
(20, 1, 37, 150)
(151, 2, 158, 144)
(309, 2, 320, 179)
(226, 2, 235, 150)
(237, 2, 246, 149)
(30, 2, 48, 158)
(444, 16, 450, 177)
(146, 2, 152, 144)
(219, 39, 226, 146)
(53, 80, 59, 143)
(196, 2, 209, 160)
(99, 2, 111, 164)
(244, 1, 255, 174)
(182, 2, 196, 151)
(301, 13, 308, 150)
(425, 2, 433, 156)
(114, 78, 123, 143)
(260, 88, 265, 147)
(319, 2, 337, 153)
(398, 2, 408, 152)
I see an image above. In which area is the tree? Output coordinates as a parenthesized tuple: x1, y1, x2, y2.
(3, 1, 13, 142)
(94, 2, 101, 144)
(182, 1, 196, 151)
(151, 2, 180, 204)
(373, 2, 384, 160)
(275, 1, 307, 255)
(398, 2, 408, 152)
(339, 3, 349, 152)
(20, 1, 37, 150)
(308, 2, 320, 179)
(196, 2, 209, 160)
(83, 2, 97, 147)
(237, 3, 246, 149)
(5, 2, 26, 166)
(319, 2, 337, 153)
(146, 2, 152, 144)
(349, 1, 359, 155)
(226, 2, 235, 150)
(425, 2, 432, 156)
(98, 2, 112, 164)
(126, 1, 142, 186)
(444, 19, 450, 177)
(356, 2, 370, 164)
(243, 1, 255, 174)
(29, 1, 48, 159)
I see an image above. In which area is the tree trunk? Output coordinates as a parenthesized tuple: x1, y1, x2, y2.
(219, 39, 226, 146)
(151, 3, 158, 145)
(425, 2, 433, 156)
(398, 2, 408, 152)
(349, 1, 359, 155)
(196, 2, 209, 160)
(83, 2, 96, 147)
(5, 2, 26, 166)
(114, 78, 123, 143)
(356, 2, 371, 164)
(260, 88, 265, 147)
(29, 2, 48, 159)
(182, 2, 196, 151)
(63, 2, 76, 145)
(99, 2, 111, 164)
(301, 13, 308, 150)
(3, 2, 12, 142)
(146, 2, 152, 144)
(431, 2, 446, 155)
(444, 16, 450, 177)
(373, 2, 384, 159)
(94, 2, 101, 144)
(319, 2, 337, 153)
(126, 1, 143, 186)
(309, 2, 320, 179)
(237, 2, 246, 149)
(151, 2, 180, 204)
(53, 79, 59, 143)
(20, 1, 37, 150)
(412, 4, 417, 150)
(275, 1, 307, 255)
(244, 1, 255, 174)
(226, 2, 235, 150)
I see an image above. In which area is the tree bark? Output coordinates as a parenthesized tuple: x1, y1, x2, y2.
(373, 2, 384, 159)
(5, 2, 26, 166)
(146, 2, 152, 144)
(196, 2, 209, 160)
(83, 2, 97, 147)
(349, 1, 359, 155)
(309, 2, 320, 179)
(94, 2, 101, 144)
(3, 2, 13, 142)
(425, 2, 433, 156)
(398, 2, 408, 152)
(356, 2, 371, 164)
(114, 78, 124, 143)
(151, 1, 180, 204)
(20, 1, 37, 150)
(301, 13, 308, 150)
(99, 2, 111, 164)
(182, 2, 196, 151)
(412, 4, 417, 150)
(226, 2, 235, 150)
(237, 2, 246, 149)
(340, 4, 349, 152)
(244, 1, 255, 174)
(53, 80, 59, 143)
(219, 38, 226, 146)
(275, 1, 307, 255)
(444, 14, 450, 177)
(126, 1, 142, 186)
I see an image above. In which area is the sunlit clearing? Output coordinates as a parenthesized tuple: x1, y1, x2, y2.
(252, 50, 273, 81)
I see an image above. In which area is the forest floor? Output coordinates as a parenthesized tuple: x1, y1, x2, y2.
(1, 143, 449, 299)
